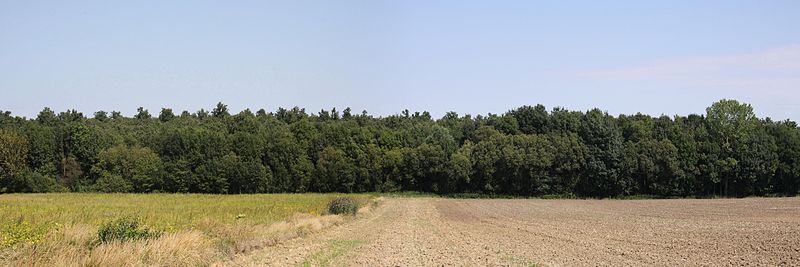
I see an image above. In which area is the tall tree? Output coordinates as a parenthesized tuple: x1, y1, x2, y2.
(91, 145, 164, 192)
(768, 120, 800, 194)
(159, 108, 175, 122)
(705, 99, 757, 195)
(212, 102, 230, 118)
(135, 107, 151, 120)
(511, 104, 549, 134)
(0, 128, 28, 192)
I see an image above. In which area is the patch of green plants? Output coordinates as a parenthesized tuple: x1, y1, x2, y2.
(327, 197, 359, 215)
(538, 193, 578, 199)
(445, 192, 526, 199)
(0, 218, 54, 249)
(379, 191, 440, 198)
(503, 255, 541, 267)
(300, 239, 364, 267)
(97, 217, 161, 243)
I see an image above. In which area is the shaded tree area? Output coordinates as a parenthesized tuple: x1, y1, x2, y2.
(0, 100, 798, 197)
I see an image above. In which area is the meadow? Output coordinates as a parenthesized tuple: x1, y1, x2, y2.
(0, 193, 372, 266)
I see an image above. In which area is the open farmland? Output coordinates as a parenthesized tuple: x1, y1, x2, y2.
(0, 193, 372, 266)
(233, 197, 800, 266)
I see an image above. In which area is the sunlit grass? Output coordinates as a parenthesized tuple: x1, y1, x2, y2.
(0, 193, 370, 232)
(0, 193, 372, 265)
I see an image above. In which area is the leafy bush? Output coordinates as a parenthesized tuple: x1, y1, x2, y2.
(327, 197, 359, 215)
(2, 170, 63, 193)
(97, 217, 160, 243)
(92, 173, 133, 193)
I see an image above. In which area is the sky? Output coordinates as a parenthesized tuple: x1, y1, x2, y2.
(1, 0, 799, 120)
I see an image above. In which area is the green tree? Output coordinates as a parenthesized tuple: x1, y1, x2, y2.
(263, 123, 313, 192)
(212, 102, 229, 118)
(36, 107, 57, 125)
(768, 120, 800, 194)
(92, 173, 133, 193)
(668, 116, 702, 196)
(510, 104, 549, 134)
(159, 108, 175, 122)
(315, 147, 355, 192)
(59, 156, 83, 190)
(0, 128, 29, 192)
(111, 111, 123, 120)
(94, 111, 109, 122)
(626, 139, 682, 196)
(218, 153, 271, 194)
(547, 133, 587, 194)
(162, 159, 197, 193)
(735, 126, 778, 196)
(549, 107, 582, 134)
(21, 124, 57, 172)
(577, 109, 629, 197)
(0, 100, 797, 197)
(6, 170, 63, 193)
(706, 99, 757, 195)
(448, 141, 473, 192)
(91, 145, 163, 192)
(135, 107, 151, 120)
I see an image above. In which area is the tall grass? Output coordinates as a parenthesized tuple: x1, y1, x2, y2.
(0, 193, 371, 266)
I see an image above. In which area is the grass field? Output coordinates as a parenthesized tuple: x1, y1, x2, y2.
(0, 193, 372, 266)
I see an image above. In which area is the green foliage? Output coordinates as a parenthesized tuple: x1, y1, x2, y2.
(134, 107, 151, 120)
(97, 217, 161, 243)
(91, 145, 162, 192)
(20, 124, 57, 171)
(0, 128, 28, 191)
(315, 147, 355, 192)
(0, 193, 372, 239)
(92, 173, 133, 193)
(510, 104, 549, 134)
(6, 170, 63, 193)
(0, 100, 798, 197)
(327, 197, 359, 215)
(59, 156, 83, 190)
(0, 219, 54, 248)
(769, 120, 800, 194)
(301, 239, 365, 267)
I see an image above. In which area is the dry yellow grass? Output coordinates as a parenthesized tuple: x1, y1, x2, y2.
(4, 228, 214, 267)
(0, 193, 372, 266)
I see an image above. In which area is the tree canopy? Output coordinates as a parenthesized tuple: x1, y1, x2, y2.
(0, 99, 797, 197)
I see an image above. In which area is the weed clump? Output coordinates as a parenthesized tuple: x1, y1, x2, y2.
(97, 217, 161, 243)
(327, 197, 359, 215)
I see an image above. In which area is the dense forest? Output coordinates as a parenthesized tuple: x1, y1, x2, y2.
(0, 99, 798, 197)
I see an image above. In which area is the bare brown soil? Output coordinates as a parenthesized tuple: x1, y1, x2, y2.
(227, 197, 800, 266)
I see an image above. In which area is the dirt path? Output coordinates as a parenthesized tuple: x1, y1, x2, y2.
(227, 197, 800, 266)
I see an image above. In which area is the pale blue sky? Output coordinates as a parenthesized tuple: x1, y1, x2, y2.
(2, 1, 799, 120)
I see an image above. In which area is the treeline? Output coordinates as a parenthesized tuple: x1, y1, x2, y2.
(0, 99, 798, 197)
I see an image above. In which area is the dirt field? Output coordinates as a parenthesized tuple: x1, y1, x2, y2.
(228, 197, 800, 266)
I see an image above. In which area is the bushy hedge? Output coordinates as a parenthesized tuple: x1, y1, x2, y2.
(328, 197, 359, 215)
(97, 217, 161, 243)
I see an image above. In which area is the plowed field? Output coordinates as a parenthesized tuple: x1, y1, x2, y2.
(230, 197, 800, 266)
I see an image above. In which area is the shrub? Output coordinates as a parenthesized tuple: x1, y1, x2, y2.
(327, 197, 359, 215)
(98, 217, 160, 243)
(2, 170, 63, 193)
(92, 173, 133, 193)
